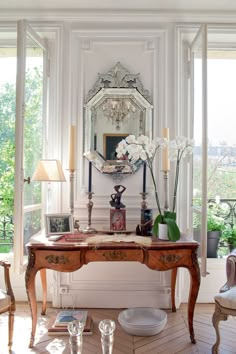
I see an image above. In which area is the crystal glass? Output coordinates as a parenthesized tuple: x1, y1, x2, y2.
(67, 320, 85, 354)
(99, 319, 116, 354)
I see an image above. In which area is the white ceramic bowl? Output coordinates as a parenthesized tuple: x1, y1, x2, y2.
(118, 307, 167, 336)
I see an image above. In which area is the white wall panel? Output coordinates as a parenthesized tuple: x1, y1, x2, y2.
(56, 27, 173, 308)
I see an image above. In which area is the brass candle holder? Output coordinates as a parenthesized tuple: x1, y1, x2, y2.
(82, 192, 97, 234)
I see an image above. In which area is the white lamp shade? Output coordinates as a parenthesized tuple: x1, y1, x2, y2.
(31, 159, 66, 182)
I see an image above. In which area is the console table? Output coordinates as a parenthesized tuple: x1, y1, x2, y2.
(25, 237, 200, 348)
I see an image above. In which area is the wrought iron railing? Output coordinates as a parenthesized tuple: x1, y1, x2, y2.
(0, 214, 14, 246)
(208, 198, 236, 229)
(0, 197, 14, 248)
(1, 198, 236, 249)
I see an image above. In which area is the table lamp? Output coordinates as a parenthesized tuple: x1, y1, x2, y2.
(32, 159, 66, 215)
(32, 159, 66, 182)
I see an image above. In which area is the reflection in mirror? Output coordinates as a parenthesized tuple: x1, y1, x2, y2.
(84, 62, 153, 176)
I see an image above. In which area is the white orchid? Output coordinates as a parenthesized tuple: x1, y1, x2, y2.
(116, 133, 194, 241)
(116, 135, 167, 224)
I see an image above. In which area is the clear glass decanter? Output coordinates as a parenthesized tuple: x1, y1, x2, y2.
(67, 320, 85, 354)
(99, 319, 116, 354)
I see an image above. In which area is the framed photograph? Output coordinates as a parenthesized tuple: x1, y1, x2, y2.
(45, 213, 73, 236)
(110, 209, 126, 231)
(103, 134, 128, 160)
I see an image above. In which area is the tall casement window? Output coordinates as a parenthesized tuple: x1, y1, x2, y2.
(177, 24, 236, 275)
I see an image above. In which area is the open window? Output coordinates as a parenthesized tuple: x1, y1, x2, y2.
(14, 20, 48, 273)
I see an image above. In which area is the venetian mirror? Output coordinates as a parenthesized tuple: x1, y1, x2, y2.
(84, 62, 153, 175)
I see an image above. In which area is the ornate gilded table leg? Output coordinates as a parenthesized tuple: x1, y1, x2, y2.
(25, 251, 38, 348)
(187, 250, 201, 344)
(171, 268, 177, 312)
(40, 269, 47, 315)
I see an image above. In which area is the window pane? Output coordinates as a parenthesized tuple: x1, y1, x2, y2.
(23, 209, 41, 254)
(192, 51, 203, 241)
(0, 49, 16, 253)
(23, 37, 44, 251)
(208, 53, 236, 199)
(24, 42, 44, 207)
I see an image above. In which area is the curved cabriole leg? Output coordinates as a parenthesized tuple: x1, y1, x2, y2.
(187, 254, 201, 344)
(40, 269, 47, 315)
(212, 302, 228, 354)
(8, 309, 14, 350)
(171, 268, 177, 312)
(25, 262, 38, 348)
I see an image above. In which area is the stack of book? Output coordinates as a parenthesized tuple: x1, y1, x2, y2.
(48, 309, 93, 335)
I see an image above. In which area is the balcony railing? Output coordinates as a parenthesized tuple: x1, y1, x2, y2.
(0, 214, 14, 246)
(0, 196, 14, 249)
(1, 198, 236, 251)
(208, 198, 236, 229)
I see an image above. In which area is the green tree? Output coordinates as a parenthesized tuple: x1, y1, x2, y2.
(0, 67, 43, 251)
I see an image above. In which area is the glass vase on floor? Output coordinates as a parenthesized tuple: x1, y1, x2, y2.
(68, 320, 85, 354)
(99, 319, 116, 354)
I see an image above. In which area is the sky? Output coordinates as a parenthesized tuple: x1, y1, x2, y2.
(194, 58, 236, 147)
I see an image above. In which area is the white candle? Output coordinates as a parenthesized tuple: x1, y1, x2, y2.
(162, 127, 170, 172)
(69, 125, 76, 171)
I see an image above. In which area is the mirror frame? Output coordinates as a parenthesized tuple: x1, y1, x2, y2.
(84, 62, 153, 176)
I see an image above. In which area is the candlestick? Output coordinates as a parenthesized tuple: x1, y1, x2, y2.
(142, 162, 146, 193)
(162, 127, 170, 172)
(69, 170, 75, 215)
(88, 161, 92, 192)
(140, 192, 148, 210)
(82, 192, 97, 234)
(163, 171, 169, 211)
(69, 125, 76, 171)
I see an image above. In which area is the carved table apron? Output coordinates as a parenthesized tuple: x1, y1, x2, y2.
(25, 239, 200, 348)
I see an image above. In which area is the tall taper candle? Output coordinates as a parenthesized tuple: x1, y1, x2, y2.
(162, 127, 170, 171)
(142, 162, 147, 193)
(69, 125, 76, 171)
(88, 161, 92, 192)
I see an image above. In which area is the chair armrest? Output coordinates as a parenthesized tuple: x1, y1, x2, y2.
(0, 260, 16, 309)
(220, 254, 236, 292)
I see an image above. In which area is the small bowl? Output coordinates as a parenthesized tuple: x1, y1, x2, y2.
(118, 307, 167, 336)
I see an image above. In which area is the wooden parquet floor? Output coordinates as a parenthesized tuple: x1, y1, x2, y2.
(1, 303, 236, 354)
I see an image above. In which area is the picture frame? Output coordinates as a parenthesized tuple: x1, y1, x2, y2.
(45, 213, 73, 236)
(103, 134, 128, 160)
(110, 209, 126, 231)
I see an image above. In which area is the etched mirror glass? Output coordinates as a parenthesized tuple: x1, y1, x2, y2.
(84, 62, 153, 175)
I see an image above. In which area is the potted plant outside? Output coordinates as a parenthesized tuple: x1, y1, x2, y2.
(193, 208, 225, 258)
(220, 226, 236, 253)
(207, 210, 225, 258)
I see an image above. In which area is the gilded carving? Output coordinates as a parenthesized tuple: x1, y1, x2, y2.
(102, 250, 126, 261)
(45, 255, 69, 264)
(25, 251, 35, 285)
(160, 254, 180, 263)
(191, 248, 201, 284)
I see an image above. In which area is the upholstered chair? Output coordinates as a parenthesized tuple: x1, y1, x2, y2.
(212, 253, 236, 353)
(0, 260, 16, 351)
